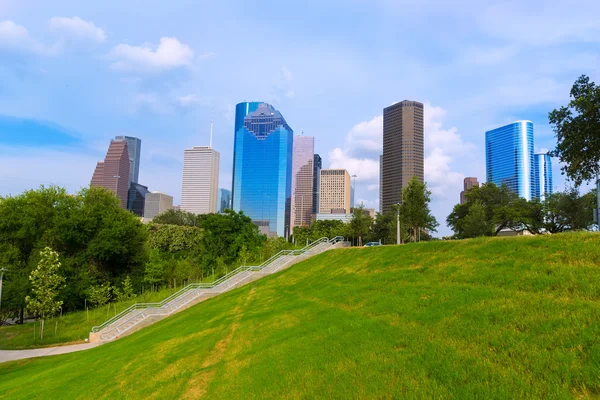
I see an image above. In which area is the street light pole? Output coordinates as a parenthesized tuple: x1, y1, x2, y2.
(396, 203, 401, 245)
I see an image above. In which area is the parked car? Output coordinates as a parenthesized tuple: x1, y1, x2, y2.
(364, 242, 381, 247)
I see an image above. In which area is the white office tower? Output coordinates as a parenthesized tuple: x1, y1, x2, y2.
(181, 146, 220, 214)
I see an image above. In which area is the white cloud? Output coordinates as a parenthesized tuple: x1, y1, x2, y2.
(109, 37, 194, 72)
(0, 20, 58, 55)
(49, 17, 106, 42)
(272, 65, 295, 99)
(176, 94, 211, 107)
(133, 92, 173, 114)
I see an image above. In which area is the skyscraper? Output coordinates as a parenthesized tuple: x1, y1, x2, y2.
(91, 139, 131, 209)
(232, 102, 293, 237)
(379, 154, 383, 213)
(144, 191, 174, 220)
(114, 136, 141, 184)
(460, 177, 479, 205)
(381, 100, 424, 213)
(319, 169, 351, 214)
(485, 121, 535, 200)
(534, 153, 553, 201)
(312, 154, 322, 215)
(181, 146, 220, 214)
(291, 136, 314, 231)
(218, 188, 231, 213)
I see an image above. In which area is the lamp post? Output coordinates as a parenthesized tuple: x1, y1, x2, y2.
(396, 202, 402, 245)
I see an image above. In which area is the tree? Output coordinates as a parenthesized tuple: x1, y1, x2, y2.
(461, 201, 492, 238)
(87, 283, 112, 307)
(399, 177, 438, 241)
(349, 204, 374, 246)
(152, 209, 199, 227)
(114, 276, 135, 302)
(25, 247, 65, 339)
(549, 75, 600, 186)
(543, 188, 595, 232)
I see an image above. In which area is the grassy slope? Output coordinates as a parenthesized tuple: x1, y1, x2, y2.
(0, 288, 178, 350)
(1, 233, 599, 399)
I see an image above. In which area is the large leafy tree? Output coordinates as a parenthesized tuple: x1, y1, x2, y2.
(25, 247, 65, 339)
(0, 186, 148, 314)
(348, 204, 374, 246)
(399, 177, 438, 241)
(549, 75, 600, 186)
(152, 209, 199, 227)
(543, 188, 595, 232)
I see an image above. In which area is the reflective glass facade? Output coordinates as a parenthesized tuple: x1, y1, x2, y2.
(485, 121, 535, 200)
(534, 153, 553, 201)
(232, 103, 293, 237)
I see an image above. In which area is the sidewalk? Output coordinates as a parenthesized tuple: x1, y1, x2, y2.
(0, 343, 100, 364)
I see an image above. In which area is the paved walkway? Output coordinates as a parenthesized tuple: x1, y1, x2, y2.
(0, 343, 100, 364)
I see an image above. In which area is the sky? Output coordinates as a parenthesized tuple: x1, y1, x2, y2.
(1, 0, 599, 236)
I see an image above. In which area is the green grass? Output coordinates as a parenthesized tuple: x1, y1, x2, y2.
(0, 288, 179, 350)
(1, 232, 600, 399)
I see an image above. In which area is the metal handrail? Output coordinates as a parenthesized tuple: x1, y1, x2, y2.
(92, 236, 340, 334)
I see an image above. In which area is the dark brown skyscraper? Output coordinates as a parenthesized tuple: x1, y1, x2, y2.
(381, 100, 424, 213)
(91, 139, 131, 209)
(460, 177, 479, 205)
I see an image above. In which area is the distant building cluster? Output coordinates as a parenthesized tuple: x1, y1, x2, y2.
(89, 99, 554, 236)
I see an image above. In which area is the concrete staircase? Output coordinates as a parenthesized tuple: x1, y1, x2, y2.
(90, 236, 345, 343)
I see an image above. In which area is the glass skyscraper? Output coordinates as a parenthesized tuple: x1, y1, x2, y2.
(232, 102, 293, 237)
(485, 121, 535, 201)
(534, 153, 553, 201)
(114, 136, 141, 184)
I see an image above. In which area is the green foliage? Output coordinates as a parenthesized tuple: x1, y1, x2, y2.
(0, 186, 148, 315)
(400, 177, 439, 241)
(114, 276, 135, 303)
(152, 209, 198, 226)
(293, 220, 347, 246)
(2, 233, 599, 398)
(86, 283, 113, 307)
(25, 247, 65, 339)
(448, 183, 596, 238)
(146, 223, 203, 255)
(549, 75, 600, 186)
(348, 204, 374, 246)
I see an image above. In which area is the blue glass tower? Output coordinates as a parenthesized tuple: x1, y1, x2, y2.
(485, 121, 535, 200)
(534, 153, 553, 201)
(232, 102, 293, 237)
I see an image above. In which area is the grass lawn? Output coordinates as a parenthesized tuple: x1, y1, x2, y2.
(0, 288, 178, 350)
(1, 232, 599, 399)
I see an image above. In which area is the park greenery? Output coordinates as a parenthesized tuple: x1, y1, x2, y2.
(0, 186, 277, 325)
(1, 233, 598, 398)
(294, 177, 438, 245)
(447, 183, 596, 238)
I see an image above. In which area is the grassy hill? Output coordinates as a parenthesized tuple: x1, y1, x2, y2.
(1, 233, 599, 399)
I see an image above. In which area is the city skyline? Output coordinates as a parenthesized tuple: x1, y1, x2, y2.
(1, 1, 596, 236)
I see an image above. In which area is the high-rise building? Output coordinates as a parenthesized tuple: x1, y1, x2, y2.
(144, 191, 174, 220)
(232, 102, 293, 237)
(91, 139, 131, 209)
(379, 154, 383, 213)
(485, 121, 535, 200)
(534, 153, 553, 201)
(460, 177, 479, 205)
(312, 154, 322, 215)
(114, 136, 141, 184)
(381, 100, 424, 213)
(181, 146, 220, 214)
(128, 183, 149, 217)
(319, 169, 351, 214)
(218, 188, 231, 213)
(291, 136, 314, 231)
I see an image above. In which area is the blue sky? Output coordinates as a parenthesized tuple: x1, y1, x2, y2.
(1, 0, 599, 236)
